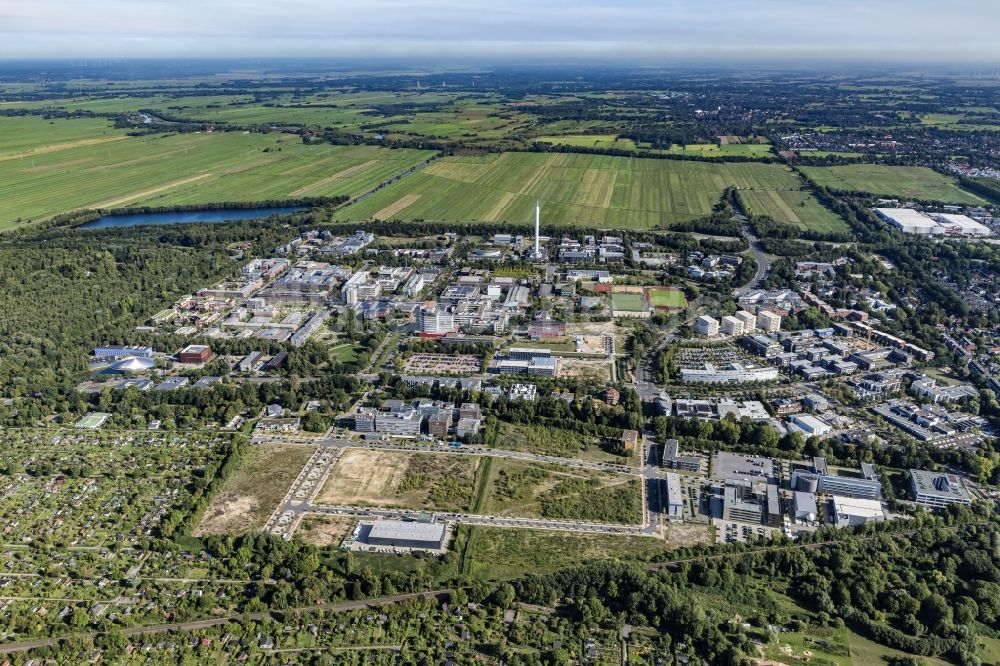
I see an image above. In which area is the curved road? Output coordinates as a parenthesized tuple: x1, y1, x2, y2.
(734, 213, 769, 297)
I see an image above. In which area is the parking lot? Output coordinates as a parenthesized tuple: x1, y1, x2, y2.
(403, 353, 482, 375)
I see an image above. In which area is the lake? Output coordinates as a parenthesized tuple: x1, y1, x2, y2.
(80, 206, 306, 229)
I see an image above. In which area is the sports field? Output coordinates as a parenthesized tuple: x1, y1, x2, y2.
(337, 152, 805, 229)
(800, 164, 987, 204)
(611, 292, 645, 312)
(738, 189, 851, 233)
(647, 286, 688, 309)
(0, 121, 433, 225)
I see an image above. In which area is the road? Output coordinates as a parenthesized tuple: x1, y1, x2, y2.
(255, 435, 667, 539)
(734, 213, 769, 297)
(0, 590, 452, 655)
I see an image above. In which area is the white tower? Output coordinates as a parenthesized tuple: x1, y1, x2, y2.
(534, 201, 541, 257)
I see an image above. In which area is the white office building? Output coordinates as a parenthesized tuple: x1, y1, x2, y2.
(720, 315, 745, 337)
(757, 310, 781, 333)
(694, 315, 720, 336)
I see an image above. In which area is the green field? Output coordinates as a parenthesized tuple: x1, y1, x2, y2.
(801, 164, 987, 203)
(738, 189, 851, 233)
(647, 287, 688, 308)
(459, 526, 677, 579)
(611, 292, 646, 312)
(337, 152, 804, 229)
(662, 142, 773, 158)
(534, 134, 637, 150)
(0, 121, 434, 225)
(478, 458, 642, 524)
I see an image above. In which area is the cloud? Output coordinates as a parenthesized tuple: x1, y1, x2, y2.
(1, 0, 998, 60)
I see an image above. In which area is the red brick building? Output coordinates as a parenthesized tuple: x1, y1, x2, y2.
(178, 344, 214, 364)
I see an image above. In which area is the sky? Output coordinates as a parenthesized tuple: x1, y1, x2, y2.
(2, 0, 999, 62)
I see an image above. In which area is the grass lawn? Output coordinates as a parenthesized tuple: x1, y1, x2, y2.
(0, 122, 434, 226)
(738, 188, 851, 233)
(801, 164, 987, 204)
(195, 443, 315, 536)
(336, 152, 805, 229)
(330, 342, 362, 363)
(478, 458, 642, 524)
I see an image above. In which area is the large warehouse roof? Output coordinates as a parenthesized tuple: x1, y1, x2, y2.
(368, 520, 445, 543)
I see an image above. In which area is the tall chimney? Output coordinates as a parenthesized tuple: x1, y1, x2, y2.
(534, 201, 540, 257)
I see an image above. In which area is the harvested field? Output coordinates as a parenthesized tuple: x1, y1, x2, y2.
(287, 159, 378, 196)
(372, 194, 422, 220)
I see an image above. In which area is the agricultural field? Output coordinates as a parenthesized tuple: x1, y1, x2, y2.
(661, 142, 773, 158)
(0, 115, 129, 156)
(800, 164, 988, 203)
(337, 152, 804, 229)
(738, 188, 852, 233)
(315, 449, 481, 512)
(534, 134, 637, 150)
(195, 443, 314, 536)
(477, 459, 642, 524)
(0, 124, 434, 225)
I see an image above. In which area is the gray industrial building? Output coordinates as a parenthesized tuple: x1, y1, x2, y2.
(721, 480, 781, 526)
(910, 469, 972, 508)
(664, 473, 684, 521)
(661, 439, 701, 472)
(792, 491, 818, 522)
(790, 457, 882, 500)
(365, 520, 447, 550)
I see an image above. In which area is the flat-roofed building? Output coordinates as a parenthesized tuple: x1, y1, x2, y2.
(427, 413, 451, 437)
(910, 469, 972, 508)
(694, 315, 719, 336)
(793, 491, 818, 522)
(734, 310, 757, 332)
(665, 473, 684, 521)
(178, 344, 213, 364)
(365, 520, 446, 550)
(661, 439, 701, 471)
(720, 315, 745, 337)
(757, 310, 781, 333)
(789, 413, 832, 437)
(875, 208, 941, 234)
(830, 496, 885, 527)
(930, 213, 991, 236)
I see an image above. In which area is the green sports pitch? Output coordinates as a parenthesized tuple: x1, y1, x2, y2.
(611, 292, 645, 312)
(647, 287, 687, 309)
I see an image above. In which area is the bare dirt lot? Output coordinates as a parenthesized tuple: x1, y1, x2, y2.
(295, 515, 357, 547)
(558, 356, 611, 381)
(195, 443, 315, 536)
(315, 448, 480, 512)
